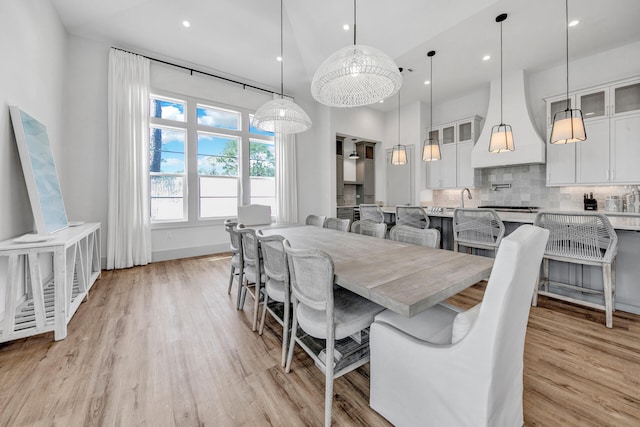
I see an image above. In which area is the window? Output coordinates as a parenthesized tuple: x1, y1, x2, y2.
(149, 94, 275, 223)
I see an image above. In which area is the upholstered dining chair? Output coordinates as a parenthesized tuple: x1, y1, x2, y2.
(237, 204, 272, 226)
(359, 204, 385, 223)
(323, 217, 351, 232)
(389, 224, 440, 248)
(236, 224, 267, 331)
(305, 214, 326, 227)
(256, 232, 291, 367)
(359, 221, 387, 239)
(369, 225, 549, 427)
(284, 241, 384, 427)
(533, 211, 618, 328)
(395, 206, 430, 229)
(223, 218, 242, 296)
(453, 208, 505, 256)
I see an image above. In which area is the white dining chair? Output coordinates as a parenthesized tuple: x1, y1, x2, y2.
(284, 241, 384, 427)
(395, 206, 429, 229)
(237, 204, 272, 226)
(359, 204, 385, 223)
(223, 218, 242, 296)
(323, 217, 350, 232)
(236, 224, 267, 331)
(256, 232, 291, 367)
(359, 221, 387, 239)
(533, 211, 618, 328)
(453, 208, 505, 256)
(369, 224, 549, 427)
(305, 214, 326, 227)
(389, 224, 440, 248)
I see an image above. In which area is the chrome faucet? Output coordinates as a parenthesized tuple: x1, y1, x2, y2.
(460, 188, 472, 208)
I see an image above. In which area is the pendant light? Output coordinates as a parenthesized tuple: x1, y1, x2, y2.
(550, 0, 586, 144)
(348, 138, 359, 159)
(311, 0, 402, 108)
(252, 0, 311, 134)
(391, 74, 407, 166)
(488, 13, 515, 153)
(422, 50, 441, 162)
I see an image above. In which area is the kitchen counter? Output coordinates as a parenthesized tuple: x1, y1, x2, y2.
(420, 209, 640, 231)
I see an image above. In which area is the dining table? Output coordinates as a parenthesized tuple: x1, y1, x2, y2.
(257, 224, 494, 317)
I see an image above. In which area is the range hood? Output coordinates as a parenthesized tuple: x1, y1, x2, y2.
(472, 69, 545, 168)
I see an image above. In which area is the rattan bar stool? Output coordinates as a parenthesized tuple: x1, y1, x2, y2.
(452, 208, 505, 256)
(395, 206, 429, 229)
(533, 211, 618, 328)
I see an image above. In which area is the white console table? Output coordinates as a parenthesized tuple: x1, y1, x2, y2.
(0, 223, 101, 342)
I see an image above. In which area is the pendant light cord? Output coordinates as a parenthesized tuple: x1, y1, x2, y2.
(500, 18, 504, 125)
(398, 89, 401, 147)
(280, 0, 284, 98)
(565, 0, 570, 109)
(353, 0, 357, 45)
(429, 55, 433, 133)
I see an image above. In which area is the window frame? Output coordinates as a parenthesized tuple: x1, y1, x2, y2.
(149, 89, 275, 228)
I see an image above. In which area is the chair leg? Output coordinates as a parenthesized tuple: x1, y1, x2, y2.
(252, 283, 262, 331)
(258, 294, 269, 336)
(453, 241, 459, 253)
(227, 266, 236, 295)
(285, 303, 298, 373)
(324, 329, 335, 427)
(236, 269, 245, 310)
(603, 263, 614, 328)
(281, 300, 290, 368)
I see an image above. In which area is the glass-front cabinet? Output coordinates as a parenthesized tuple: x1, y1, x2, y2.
(545, 76, 640, 186)
(426, 116, 482, 189)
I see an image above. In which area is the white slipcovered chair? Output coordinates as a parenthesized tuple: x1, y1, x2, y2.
(533, 211, 618, 328)
(283, 241, 384, 427)
(453, 208, 505, 256)
(305, 214, 326, 227)
(237, 204, 272, 226)
(369, 224, 549, 427)
(389, 224, 440, 248)
(323, 217, 350, 232)
(395, 206, 429, 229)
(256, 232, 291, 367)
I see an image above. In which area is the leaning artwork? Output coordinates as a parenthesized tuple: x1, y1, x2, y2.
(9, 106, 68, 234)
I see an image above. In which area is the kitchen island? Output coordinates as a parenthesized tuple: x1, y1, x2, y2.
(418, 208, 640, 316)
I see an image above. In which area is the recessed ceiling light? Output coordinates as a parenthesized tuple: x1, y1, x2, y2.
(182, 20, 190, 28)
(276, 56, 283, 62)
(379, 100, 384, 103)
(568, 20, 579, 27)
(424, 80, 431, 85)
(482, 55, 491, 61)
(343, 24, 350, 31)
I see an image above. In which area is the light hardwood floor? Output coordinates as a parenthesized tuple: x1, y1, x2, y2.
(1, 254, 639, 426)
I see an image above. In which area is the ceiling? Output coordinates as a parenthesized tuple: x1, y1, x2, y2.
(51, 0, 640, 112)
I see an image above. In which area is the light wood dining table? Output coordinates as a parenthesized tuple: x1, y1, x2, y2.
(258, 225, 493, 317)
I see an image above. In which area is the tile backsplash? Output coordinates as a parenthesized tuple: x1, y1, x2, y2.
(431, 164, 640, 211)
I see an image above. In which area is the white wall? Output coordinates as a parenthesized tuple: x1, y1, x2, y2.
(0, 0, 67, 316)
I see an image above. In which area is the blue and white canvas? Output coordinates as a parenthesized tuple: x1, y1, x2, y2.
(10, 107, 68, 234)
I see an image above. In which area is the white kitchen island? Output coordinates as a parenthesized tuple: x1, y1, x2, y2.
(421, 209, 640, 316)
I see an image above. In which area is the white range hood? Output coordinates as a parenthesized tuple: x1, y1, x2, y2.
(472, 69, 545, 168)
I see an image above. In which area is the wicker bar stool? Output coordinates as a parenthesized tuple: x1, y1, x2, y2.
(452, 208, 505, 256)
(395, 206, 429, 229)
(533, 211, 618, 328)
(359, 204, 385, 223)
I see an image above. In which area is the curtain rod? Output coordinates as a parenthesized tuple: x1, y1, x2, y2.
(111, 46, 282, 97)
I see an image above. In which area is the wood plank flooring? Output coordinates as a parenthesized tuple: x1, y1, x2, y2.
(1, 254, 639, 426)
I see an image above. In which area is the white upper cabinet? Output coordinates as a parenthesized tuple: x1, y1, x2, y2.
(545, 76, 640, 186)
(426, 116, 482, 189)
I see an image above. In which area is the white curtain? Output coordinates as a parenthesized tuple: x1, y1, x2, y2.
(275, 132, 298, 223)
(106, 49, 152, 269)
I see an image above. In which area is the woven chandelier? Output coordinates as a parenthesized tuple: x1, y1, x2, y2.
(311, 0, 402, 108)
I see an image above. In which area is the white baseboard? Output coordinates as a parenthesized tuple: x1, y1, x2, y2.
(152, 243, 229, 263)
